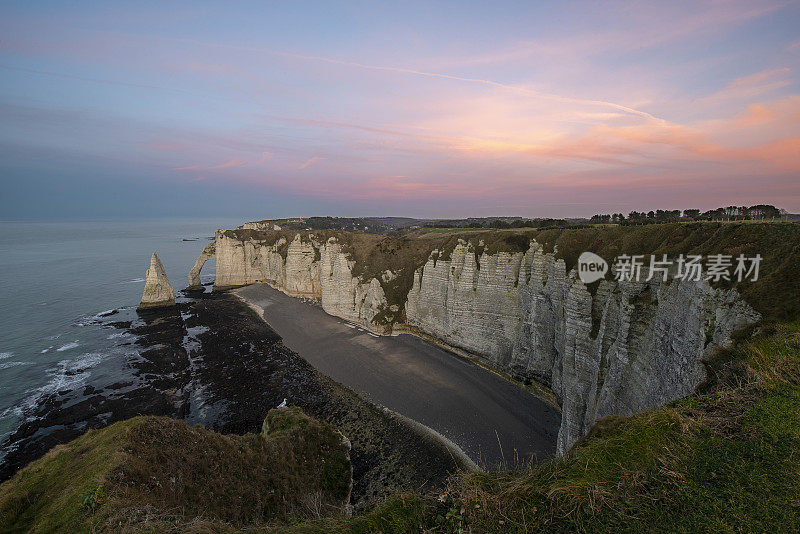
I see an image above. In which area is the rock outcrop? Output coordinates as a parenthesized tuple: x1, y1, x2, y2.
(138, 252, 176, 310)
(190, 230, 762, 453)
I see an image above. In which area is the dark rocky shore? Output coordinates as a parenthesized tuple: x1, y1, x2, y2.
(0, 292, 466, 508)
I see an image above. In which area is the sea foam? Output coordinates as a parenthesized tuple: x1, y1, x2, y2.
(0, 361, 30, 370)
(56, 341, 80, 352)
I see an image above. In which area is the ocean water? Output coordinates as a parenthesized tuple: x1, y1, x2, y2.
(0, 218, 242, 461)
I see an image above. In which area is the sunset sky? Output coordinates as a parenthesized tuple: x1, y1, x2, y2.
(1, 1, 799, 219)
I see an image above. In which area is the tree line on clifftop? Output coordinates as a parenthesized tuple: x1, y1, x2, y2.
(590, 204, 788, 225)
(420, 204, 790, 230)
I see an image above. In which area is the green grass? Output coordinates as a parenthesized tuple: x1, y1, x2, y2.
(0, 418, 133, 533)
(275, 494, 430, 534)
(291, 321, 800, 533)
(0, 408, 352, 533)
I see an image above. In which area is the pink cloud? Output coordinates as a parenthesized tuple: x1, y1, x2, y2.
(183, 61, 238, 74)
(733, 103, 776, 127)
(271, 174, 496, 201)
(298, 156, 322, 170)
(362, 176, 462, 197)
(169, 150, 274, 173)
(742, 137, 800, 172)
(696, 68, 792, 105)
(415, 1, 786, 72)
(162, 36, 662, 121)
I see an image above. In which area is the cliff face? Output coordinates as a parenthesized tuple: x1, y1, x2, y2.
(196, 230, 392, 332)
(191, 230, 761, 453)
(318, 239, 390, 332)
(406, 241, 759, 453)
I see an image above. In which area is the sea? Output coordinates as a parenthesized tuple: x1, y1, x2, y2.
(0, 218, 243, 463)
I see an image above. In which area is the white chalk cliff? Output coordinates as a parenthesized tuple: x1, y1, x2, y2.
(190, 231, 760, 453)
(190, 230, 392, 332)
(405, 241, 760, 453)
(138, 252, 176, 310)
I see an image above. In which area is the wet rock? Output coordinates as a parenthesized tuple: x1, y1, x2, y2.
(0, 293, 464, 509)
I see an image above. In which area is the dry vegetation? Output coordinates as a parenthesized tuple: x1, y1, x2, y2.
(0, 408, 352, 533)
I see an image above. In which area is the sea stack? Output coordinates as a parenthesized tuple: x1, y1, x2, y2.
(138, 252, 176, 310)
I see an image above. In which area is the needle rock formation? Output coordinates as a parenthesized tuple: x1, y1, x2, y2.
(138, 252, 176, 310)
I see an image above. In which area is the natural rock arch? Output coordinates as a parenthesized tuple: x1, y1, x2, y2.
(188, 241, 216, 289)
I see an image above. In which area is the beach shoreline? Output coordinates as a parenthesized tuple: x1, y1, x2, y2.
(234, 283, 561, 468)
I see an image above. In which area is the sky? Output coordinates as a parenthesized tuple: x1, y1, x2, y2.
(1, 1, 799, 220)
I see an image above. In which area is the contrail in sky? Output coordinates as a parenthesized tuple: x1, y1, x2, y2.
(3, 33, 662, 123)
(174, 37, 664, 122)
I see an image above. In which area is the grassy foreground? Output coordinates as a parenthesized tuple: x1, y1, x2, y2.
(0, 324, 797, 533)
(294, 320, 800, 533)
(0, 407, 352, 533)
